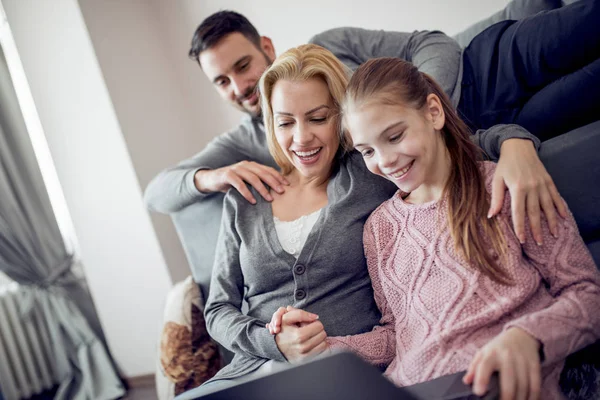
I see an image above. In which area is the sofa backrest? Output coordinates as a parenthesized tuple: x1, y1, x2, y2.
(539, 120, 600, 265)
(171, 192, 225, 303)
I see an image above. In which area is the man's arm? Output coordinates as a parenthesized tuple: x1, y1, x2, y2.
(143, 135, 242, 214)
(470, 124, 566, 245)
(144, 122, 286, 213)
(470, 124, 541, 161)
(310, 27, 462, 106)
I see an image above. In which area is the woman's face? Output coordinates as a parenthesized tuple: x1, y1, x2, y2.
(271, 78, 340, 180)
(345, 94, 448, 197)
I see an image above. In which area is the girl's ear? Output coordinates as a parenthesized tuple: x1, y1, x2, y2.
(426, 93, 445, 130)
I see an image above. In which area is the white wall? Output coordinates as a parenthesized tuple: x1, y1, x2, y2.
(1, 0, 172, 378)
(77, 0, 198, 284)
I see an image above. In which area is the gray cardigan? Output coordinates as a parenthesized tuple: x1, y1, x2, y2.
(204, 151, 397, 381)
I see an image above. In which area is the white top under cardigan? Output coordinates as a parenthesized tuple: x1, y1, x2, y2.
(274, 209, 323, 258)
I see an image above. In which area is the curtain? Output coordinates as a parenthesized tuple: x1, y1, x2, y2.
(0, 43, 124, 399)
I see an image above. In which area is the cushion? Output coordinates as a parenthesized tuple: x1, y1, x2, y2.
(156, 276, 222, 399)
(453, 0, 562, 47)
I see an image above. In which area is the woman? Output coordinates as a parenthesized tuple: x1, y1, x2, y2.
(180, 44, 397, 396)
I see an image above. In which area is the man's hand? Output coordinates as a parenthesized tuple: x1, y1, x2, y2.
(489, 139, 567, 245)
(273, 308, 328, 362)
(194, 161, 289, 204)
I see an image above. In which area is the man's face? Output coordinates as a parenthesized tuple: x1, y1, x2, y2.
(200, 33, 275, 118)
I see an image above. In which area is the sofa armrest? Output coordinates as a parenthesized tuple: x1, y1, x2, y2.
(539, 120, 600, 244)
(171, 193, 225, 303)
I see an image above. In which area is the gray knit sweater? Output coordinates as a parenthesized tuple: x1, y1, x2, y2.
(204, 151, 397, 381)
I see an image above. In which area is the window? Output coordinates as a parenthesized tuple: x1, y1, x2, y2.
(0, 2, 79, 258)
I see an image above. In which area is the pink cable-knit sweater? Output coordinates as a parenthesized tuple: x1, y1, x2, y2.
(328, 162, 600, 399)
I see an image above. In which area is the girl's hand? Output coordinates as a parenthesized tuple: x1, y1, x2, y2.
(463, 327, 542, 400)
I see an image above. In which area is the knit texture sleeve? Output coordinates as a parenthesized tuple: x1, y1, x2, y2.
(203, 191, 286, 362)
(495, 183, 600, 365)
(326, 213, 397, 367)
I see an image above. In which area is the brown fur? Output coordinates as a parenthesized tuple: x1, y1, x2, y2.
(160, 304, 222, 395)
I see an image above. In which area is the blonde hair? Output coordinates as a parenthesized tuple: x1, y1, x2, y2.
(259, 44, 351, 175)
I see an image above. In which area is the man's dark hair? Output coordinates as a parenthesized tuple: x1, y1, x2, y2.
(188, 11, 262, 66)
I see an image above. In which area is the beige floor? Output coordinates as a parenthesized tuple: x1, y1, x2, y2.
(123, 385, 159, 400)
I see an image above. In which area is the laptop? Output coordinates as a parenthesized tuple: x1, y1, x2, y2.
(199, 351, 499, 400)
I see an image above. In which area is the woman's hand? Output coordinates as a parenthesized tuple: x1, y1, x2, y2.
(266, 307, 327, 362)
(266, 305, 319, 334)
(266, 306, 290, 334)
(463, 327, 542, 400)
(489, 139, 567, 245)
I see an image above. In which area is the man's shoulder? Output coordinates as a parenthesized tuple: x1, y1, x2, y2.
(223, 115, 263, 137)
(310, 27, 431, 46)
(310, 26, 378, 47)
(212, 115, 266, 148)
(309, 27, 349, 44)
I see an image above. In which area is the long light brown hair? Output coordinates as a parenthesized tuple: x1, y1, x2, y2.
(345, 58, 511, 284)
(258, 44, 352, 175)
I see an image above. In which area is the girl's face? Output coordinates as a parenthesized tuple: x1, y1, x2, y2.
(346, 94, 449, 201)
(271, 78, 340, 181)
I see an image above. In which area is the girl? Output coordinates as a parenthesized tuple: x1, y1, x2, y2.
(341, 58, 600, 399)
(269, 58, 600, 400)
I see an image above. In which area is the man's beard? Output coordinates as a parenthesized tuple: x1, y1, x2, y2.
(236, 85, 261, 118)
(236, 52, 273, 119)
